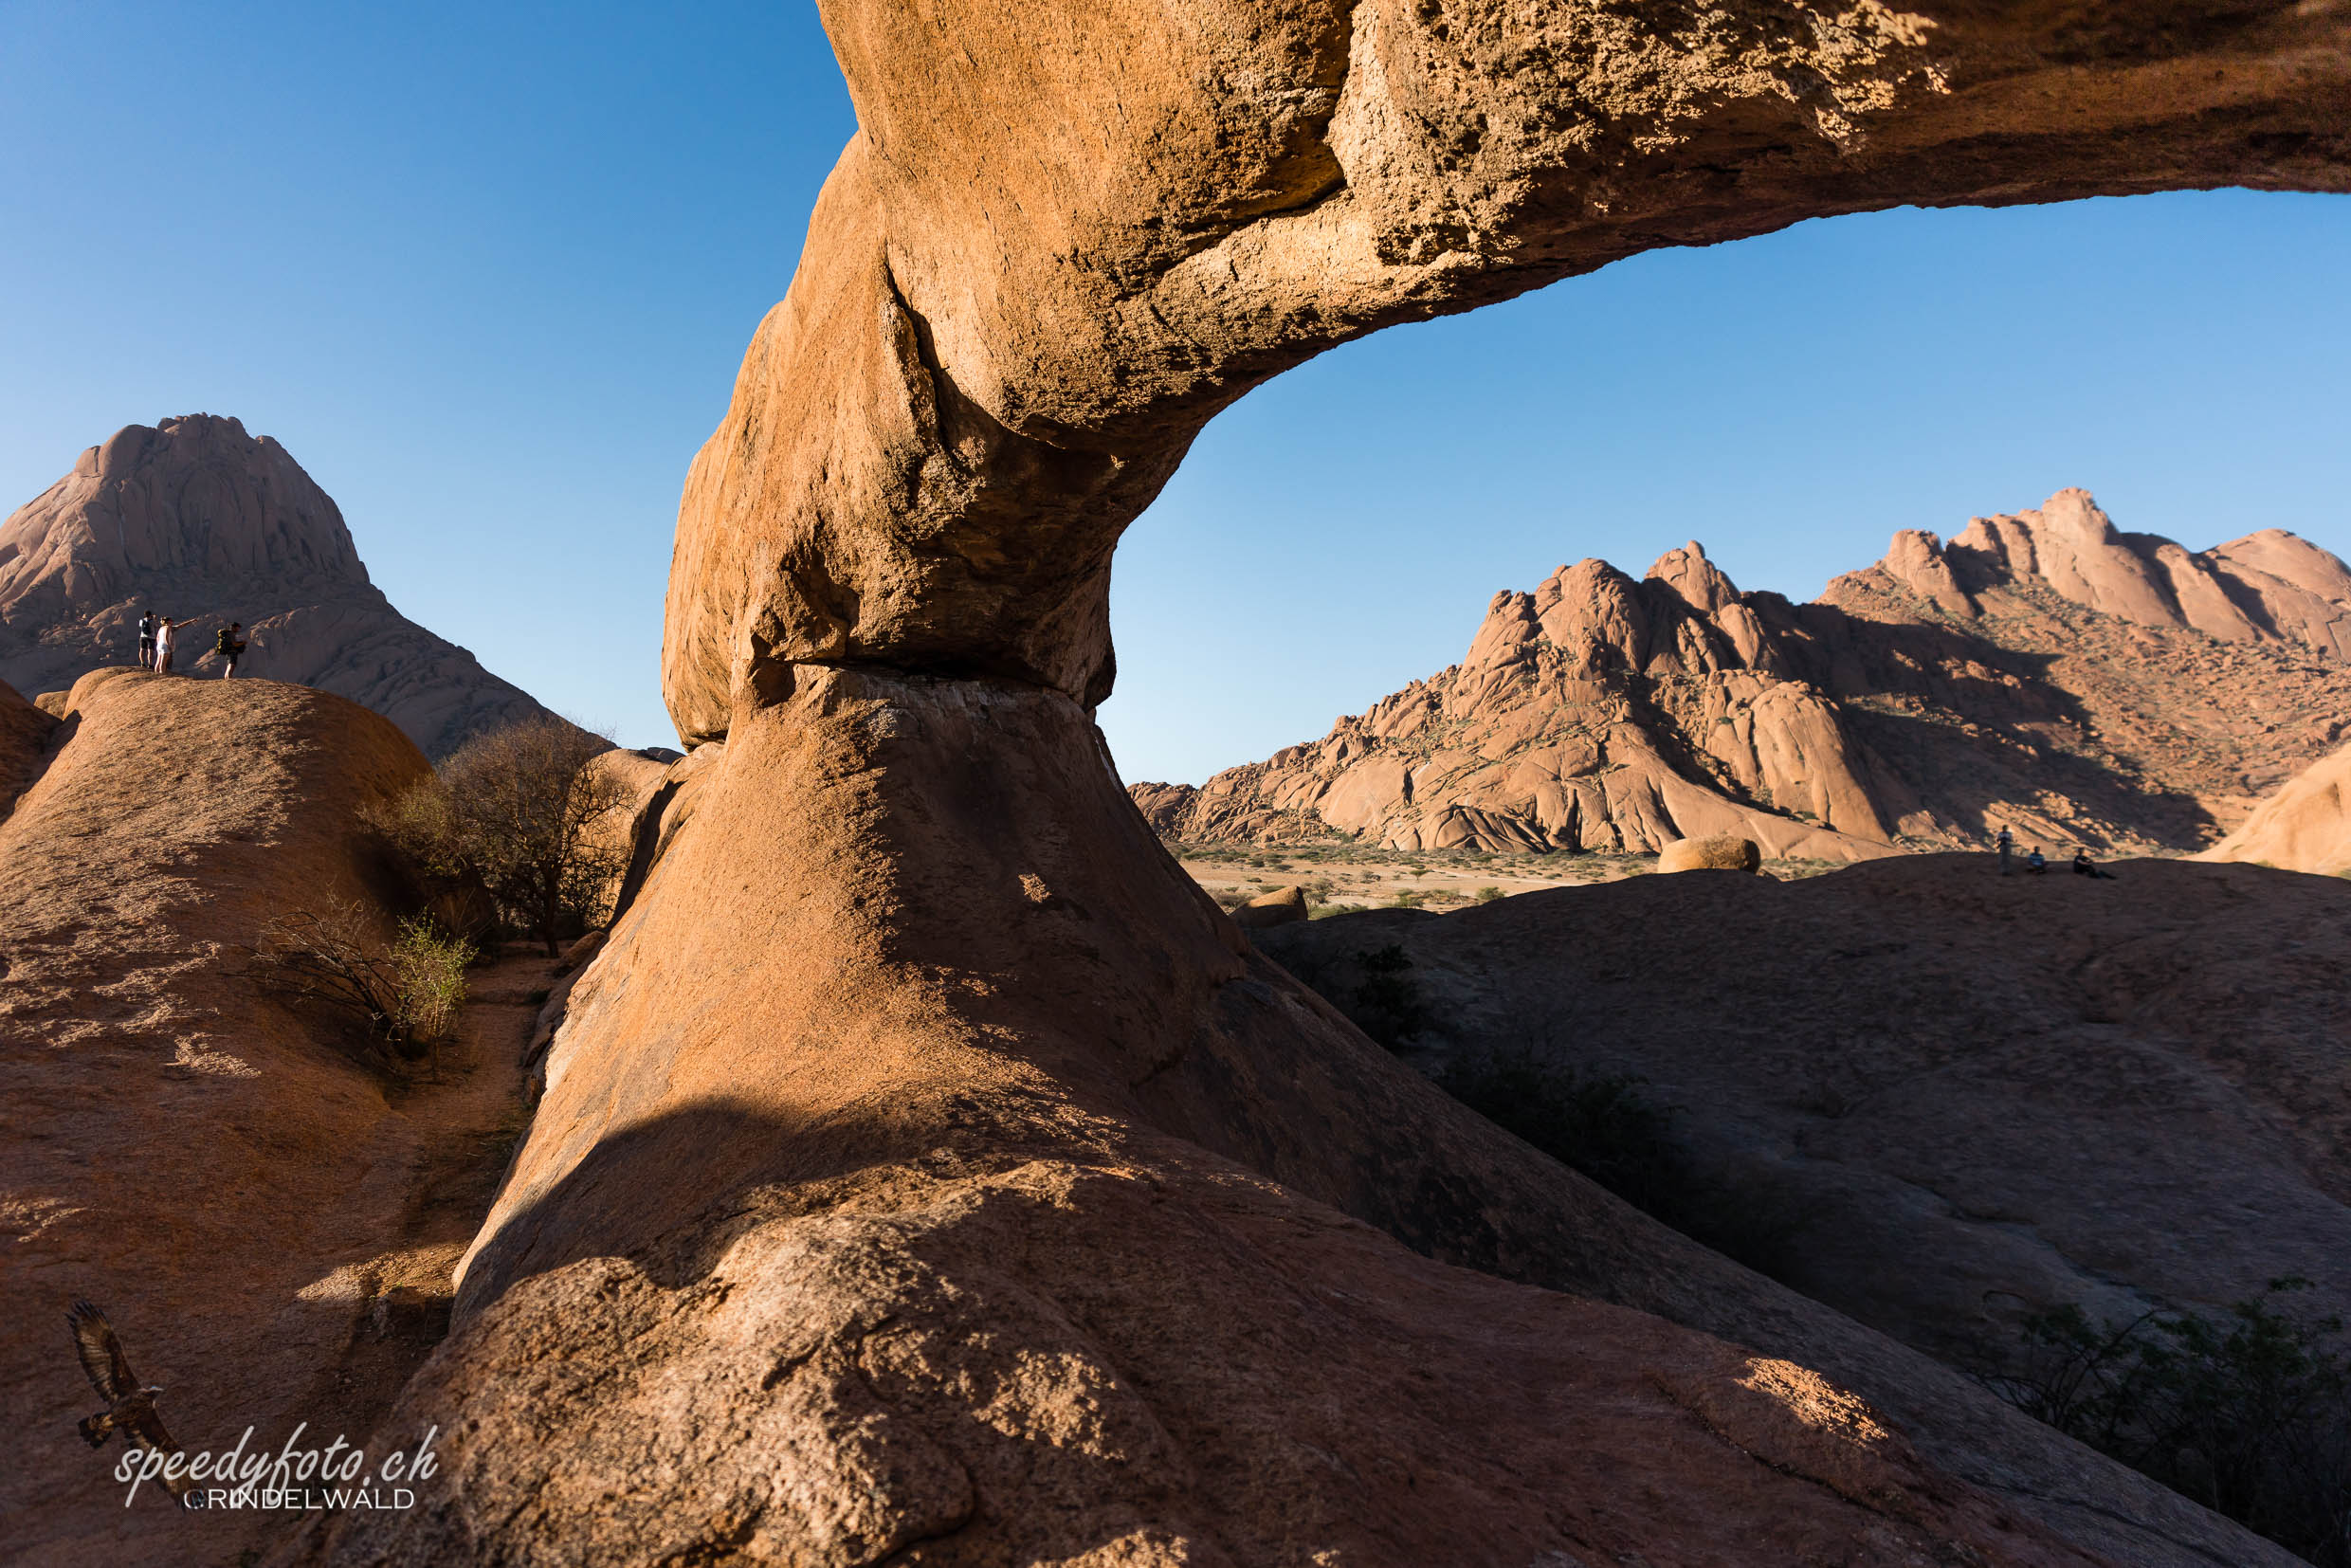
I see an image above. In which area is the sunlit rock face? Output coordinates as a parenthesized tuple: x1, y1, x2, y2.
(0, 414, 558, 757)
(334, 3, 2348, 1565)
(1136, 496, 2351, 858)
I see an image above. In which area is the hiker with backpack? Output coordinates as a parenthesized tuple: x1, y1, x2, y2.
(214, 622, 249, 678)
(136, 610, 158, 670)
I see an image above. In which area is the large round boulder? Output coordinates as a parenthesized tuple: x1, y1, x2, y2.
(1658, 835, 1762, 874)
(1230, 884, 1310, 928)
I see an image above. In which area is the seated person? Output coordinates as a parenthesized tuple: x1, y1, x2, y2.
(2071, 848, 2115, 879)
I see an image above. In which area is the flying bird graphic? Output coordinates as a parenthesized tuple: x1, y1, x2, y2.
(67, 1299, 192, 1499)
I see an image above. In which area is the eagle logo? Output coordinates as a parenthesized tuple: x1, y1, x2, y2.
(67, 1300, 193, 1502)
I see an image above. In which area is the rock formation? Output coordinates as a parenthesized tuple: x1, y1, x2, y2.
(1254, 855, 2351, 1412)
(0, 671, 470, 1566)
(1138, 493, 2351, 855)
(1230, 882, 1311, 926)
(1658, 834, 1762, 874)
(0, 415, 562, 757)
(2197, 738, 2351, 876)
(324, 5, 2351, 1565)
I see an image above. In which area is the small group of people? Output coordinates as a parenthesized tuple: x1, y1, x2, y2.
(135, 610, 248, 678)
(1993, 827, 2115, 879)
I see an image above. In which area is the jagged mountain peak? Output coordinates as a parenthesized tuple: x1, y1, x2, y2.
(0, 417, 564, 757)
(1133, 489, 2351, 858)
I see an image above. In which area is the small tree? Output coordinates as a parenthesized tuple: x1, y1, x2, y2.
(383, 719, 631, 955)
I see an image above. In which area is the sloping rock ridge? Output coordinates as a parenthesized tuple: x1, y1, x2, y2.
(2198, 737, 2351, 876)
(1255, 857, 2351, 1390)
(0, 415, 561, 757)
(1138, 490, 2351, 856)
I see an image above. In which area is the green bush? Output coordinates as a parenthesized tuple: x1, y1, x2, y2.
(391, 917, 474, 1046)
(1980, 1282, 2351, 1565)
(1476, 885, 1504, 903)
(254, 903, 474, 1069)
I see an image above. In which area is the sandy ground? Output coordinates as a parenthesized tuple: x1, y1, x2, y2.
(1169, 840, 1852, 915)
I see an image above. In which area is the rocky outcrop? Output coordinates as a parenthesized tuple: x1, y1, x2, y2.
(1255, 857, 2351, 1411)
(337, 6, 2351, 1566)
(0, 416, 563, 757)
(1141, 497, 2351, 856)
(2197, 738, 2351, 876)
(1230, 883, 1311, 926)
(0, 671, 462, 1567)
(1659, 834, 1761, 874)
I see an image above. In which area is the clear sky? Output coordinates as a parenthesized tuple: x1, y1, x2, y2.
(6, 3, 2347, 783)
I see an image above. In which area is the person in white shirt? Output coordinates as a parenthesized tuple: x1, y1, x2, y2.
(153, 615, 193, 674)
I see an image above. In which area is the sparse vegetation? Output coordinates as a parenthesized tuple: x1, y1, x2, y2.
(1476, 885, 1504, 903)
(252, 901, 475, 1068)
(377, 718, 631, 955)
(1979, 1282, 2351, 1565)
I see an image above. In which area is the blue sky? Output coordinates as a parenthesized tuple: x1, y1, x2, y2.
(5, 3, 2346, 783)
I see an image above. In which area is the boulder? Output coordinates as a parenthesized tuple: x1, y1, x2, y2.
(1230, 883, 1309, 927)
(1658, 834, 1762, 873)
(1256, 857, 2351, 1401)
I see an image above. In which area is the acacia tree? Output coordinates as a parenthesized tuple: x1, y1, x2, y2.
(386, 719, 634, 955)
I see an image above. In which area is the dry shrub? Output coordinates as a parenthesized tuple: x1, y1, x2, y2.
(378, 718, 631, 955)
(253, 903, 474, 1067)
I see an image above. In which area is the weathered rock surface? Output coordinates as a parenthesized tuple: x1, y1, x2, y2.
(2197, 738, 2351, 876)
(1139, 496, 2351, 856)
(0, 415, 562, 757)
(1256, 857, 2351, 1386)
(328, 672, 2294, 1568)
(1658, 834, 1761, 874)
(0, 671, 543, 1567)
(333, 6, 2351, 1566)
(661, 7, 2351, 738)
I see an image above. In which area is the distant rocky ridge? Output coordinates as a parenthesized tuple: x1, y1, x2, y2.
(1135, 489, 2351, 857)
(0, 414, 561, 757)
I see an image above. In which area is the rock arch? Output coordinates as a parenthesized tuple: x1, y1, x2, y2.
(333, 8, 2351, 1564)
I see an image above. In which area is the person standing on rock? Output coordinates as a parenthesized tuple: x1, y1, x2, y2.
(1995, 826, 2014, 876)
(213, 621, 248, 679)
(136, 610, 158, 670)
(152, 614, 192, 675)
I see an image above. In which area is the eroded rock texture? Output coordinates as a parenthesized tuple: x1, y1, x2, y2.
(663, 2, 2351, 740)
(1, 673, 446, 1567)
(0, 416, 560, 757)
(345, 5, 2351, 1565)
(1134, 492, 2351, 856)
